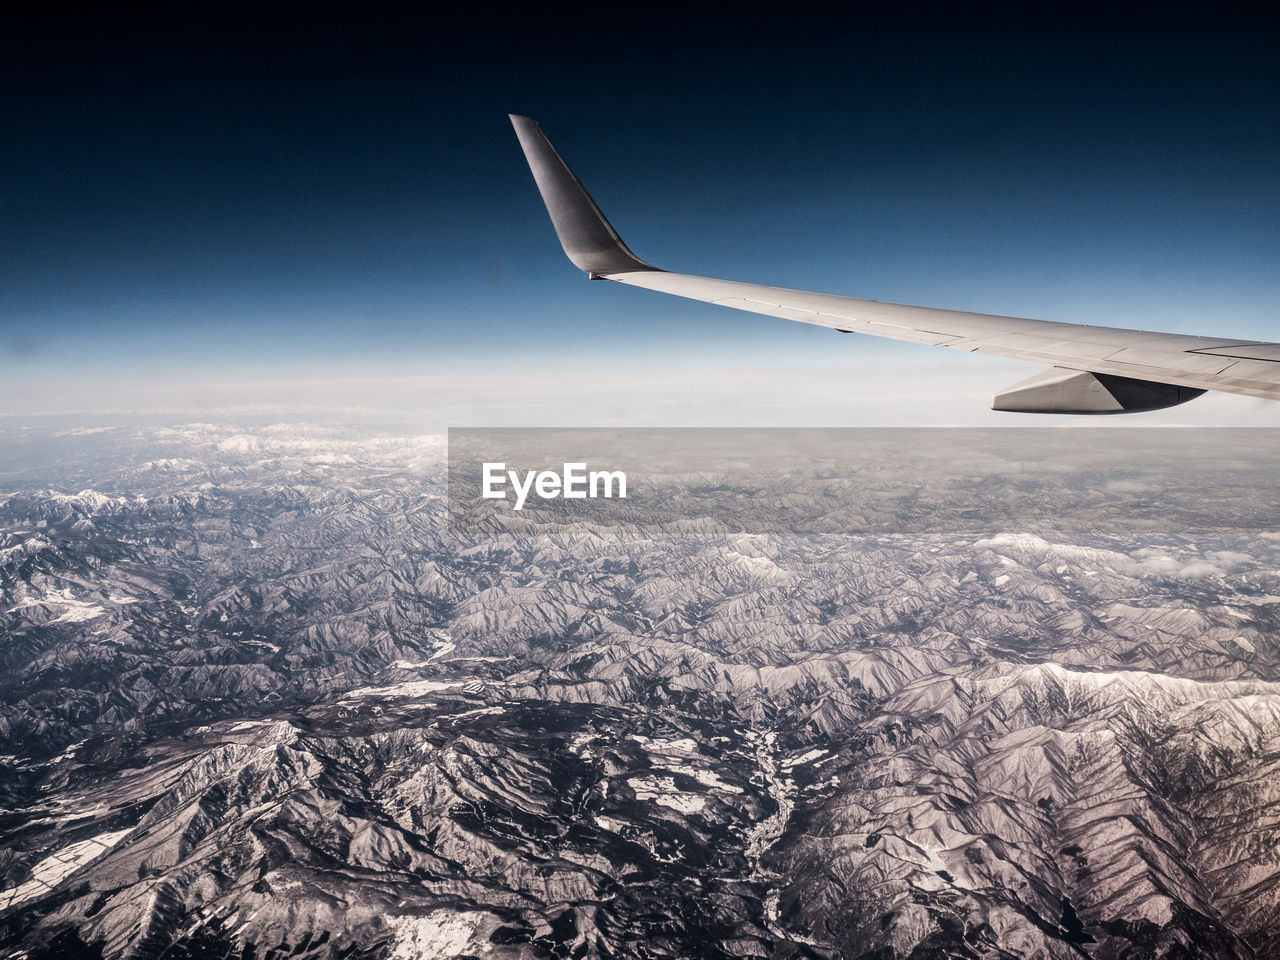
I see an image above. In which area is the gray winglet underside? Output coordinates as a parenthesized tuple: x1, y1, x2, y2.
(510, 114, 657, 277)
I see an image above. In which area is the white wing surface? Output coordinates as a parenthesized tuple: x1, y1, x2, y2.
(511, 114, 1280, 414)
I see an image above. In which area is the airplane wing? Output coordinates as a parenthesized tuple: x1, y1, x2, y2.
(510, 114, 1280, 414)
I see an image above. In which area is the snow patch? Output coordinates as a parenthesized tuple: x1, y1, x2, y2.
(689, 768, 743, 794)
(9, 588, 106, 623)
(428, 641, 457, 662)
(0, 829, 131, 911)
(656, 794, 705, 814)
(783, 749, 828, 768)
(385, 910, 488, 959)
(343, 679, 468, 700)
(629, 775, 708, 813)
(630, 735, 699, 754)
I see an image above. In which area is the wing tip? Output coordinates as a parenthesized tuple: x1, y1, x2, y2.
(509, 113, 657, 277)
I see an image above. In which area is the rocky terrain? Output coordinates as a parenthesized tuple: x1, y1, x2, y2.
(2, 422, 1280, 958)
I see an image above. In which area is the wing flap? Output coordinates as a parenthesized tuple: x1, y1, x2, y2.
(1190, 343, 1280, 362)
(1101, 349, 1241, 376)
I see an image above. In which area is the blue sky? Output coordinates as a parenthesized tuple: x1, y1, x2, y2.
(2, 11, 1279, 424)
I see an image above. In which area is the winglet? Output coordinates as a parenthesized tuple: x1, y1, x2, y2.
(509, 114, 657, 277)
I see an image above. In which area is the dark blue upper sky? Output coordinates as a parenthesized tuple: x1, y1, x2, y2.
(3, 9, 1279, 422)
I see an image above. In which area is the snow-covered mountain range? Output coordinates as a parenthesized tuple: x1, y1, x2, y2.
(2, 422, 1278, 959)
